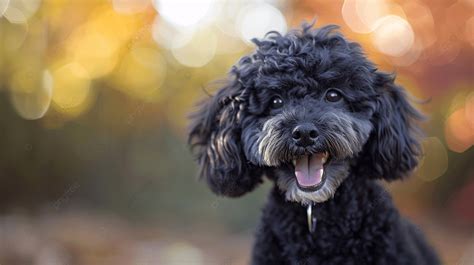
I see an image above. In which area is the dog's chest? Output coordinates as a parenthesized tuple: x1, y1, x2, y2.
(279, 213, 367, 260)
(265, 190, 397, 264)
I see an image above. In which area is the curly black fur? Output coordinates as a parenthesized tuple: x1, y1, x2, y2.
(188, 23, 440, 264)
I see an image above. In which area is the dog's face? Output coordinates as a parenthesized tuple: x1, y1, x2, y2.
(241, 76, 373, 204)
(189, 25, 421, 204)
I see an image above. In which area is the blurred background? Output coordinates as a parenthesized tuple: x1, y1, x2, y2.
(0, 0, 472, 264)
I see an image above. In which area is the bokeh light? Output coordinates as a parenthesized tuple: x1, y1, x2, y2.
(3, 4, 26, 24)
(171, 27, 217, 67)
(153, 0, 215, 27)
(371, 15, 414, 57)
(152, 17, 195, 50)
(342, 0, 389, 34)
(64, 7, 136, 79)
(113, 45, 167, 99)
(3, 0, 40, 23)
(112, 0, 150, 14)
(50, 62, 92, 117)
(213, 0, 242, 36)
(0, 0, 9, 17)
(416, 137, 448, 182)
(389, 39, 422, 66)
(402, 1, 435, 49)
(445, 106, 474, 153)
(160, 242, 204, 265)
(2, 21, 28, 52)
(9, 68, 52, 120)
(237, 2, 287, 44)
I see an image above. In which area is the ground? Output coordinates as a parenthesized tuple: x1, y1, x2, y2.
(0, 209, 472, 265)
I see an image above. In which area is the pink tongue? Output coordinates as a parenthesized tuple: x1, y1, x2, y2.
(294, 154, 324, 187)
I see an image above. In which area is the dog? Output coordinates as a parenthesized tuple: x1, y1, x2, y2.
(188, 23, 440, 265)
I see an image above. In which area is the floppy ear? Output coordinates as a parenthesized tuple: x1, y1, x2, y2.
(358, 72, 423, 181)
(188, 79, 263, 197)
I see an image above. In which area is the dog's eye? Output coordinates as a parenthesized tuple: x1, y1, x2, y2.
(325, 89, 342, 102)
(270, 97, 284, 109)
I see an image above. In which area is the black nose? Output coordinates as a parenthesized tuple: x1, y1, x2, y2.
(292, 123, 318, 147)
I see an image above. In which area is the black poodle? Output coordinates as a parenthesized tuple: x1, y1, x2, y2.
(188, 23, 440, 265)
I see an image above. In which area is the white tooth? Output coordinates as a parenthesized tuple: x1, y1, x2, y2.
(322, 156, 327, 164)
(292, 160, 296, 166)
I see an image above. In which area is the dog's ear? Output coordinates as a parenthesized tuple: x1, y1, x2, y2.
(359, 72, 423, 181)
(188, 80, 263, 197)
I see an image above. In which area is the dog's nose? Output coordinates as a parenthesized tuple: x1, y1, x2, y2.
(292, 123, 318, 147)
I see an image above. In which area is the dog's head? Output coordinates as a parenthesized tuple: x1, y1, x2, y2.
(189, 24, 422, 204)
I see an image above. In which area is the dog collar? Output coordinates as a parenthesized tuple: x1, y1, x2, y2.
(307, 203, 317, 233)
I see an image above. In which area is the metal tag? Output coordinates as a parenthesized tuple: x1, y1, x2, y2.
(307, 204, 317, 233)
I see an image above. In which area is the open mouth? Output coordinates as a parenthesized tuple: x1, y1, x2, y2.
(292, 152, 329, 192)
